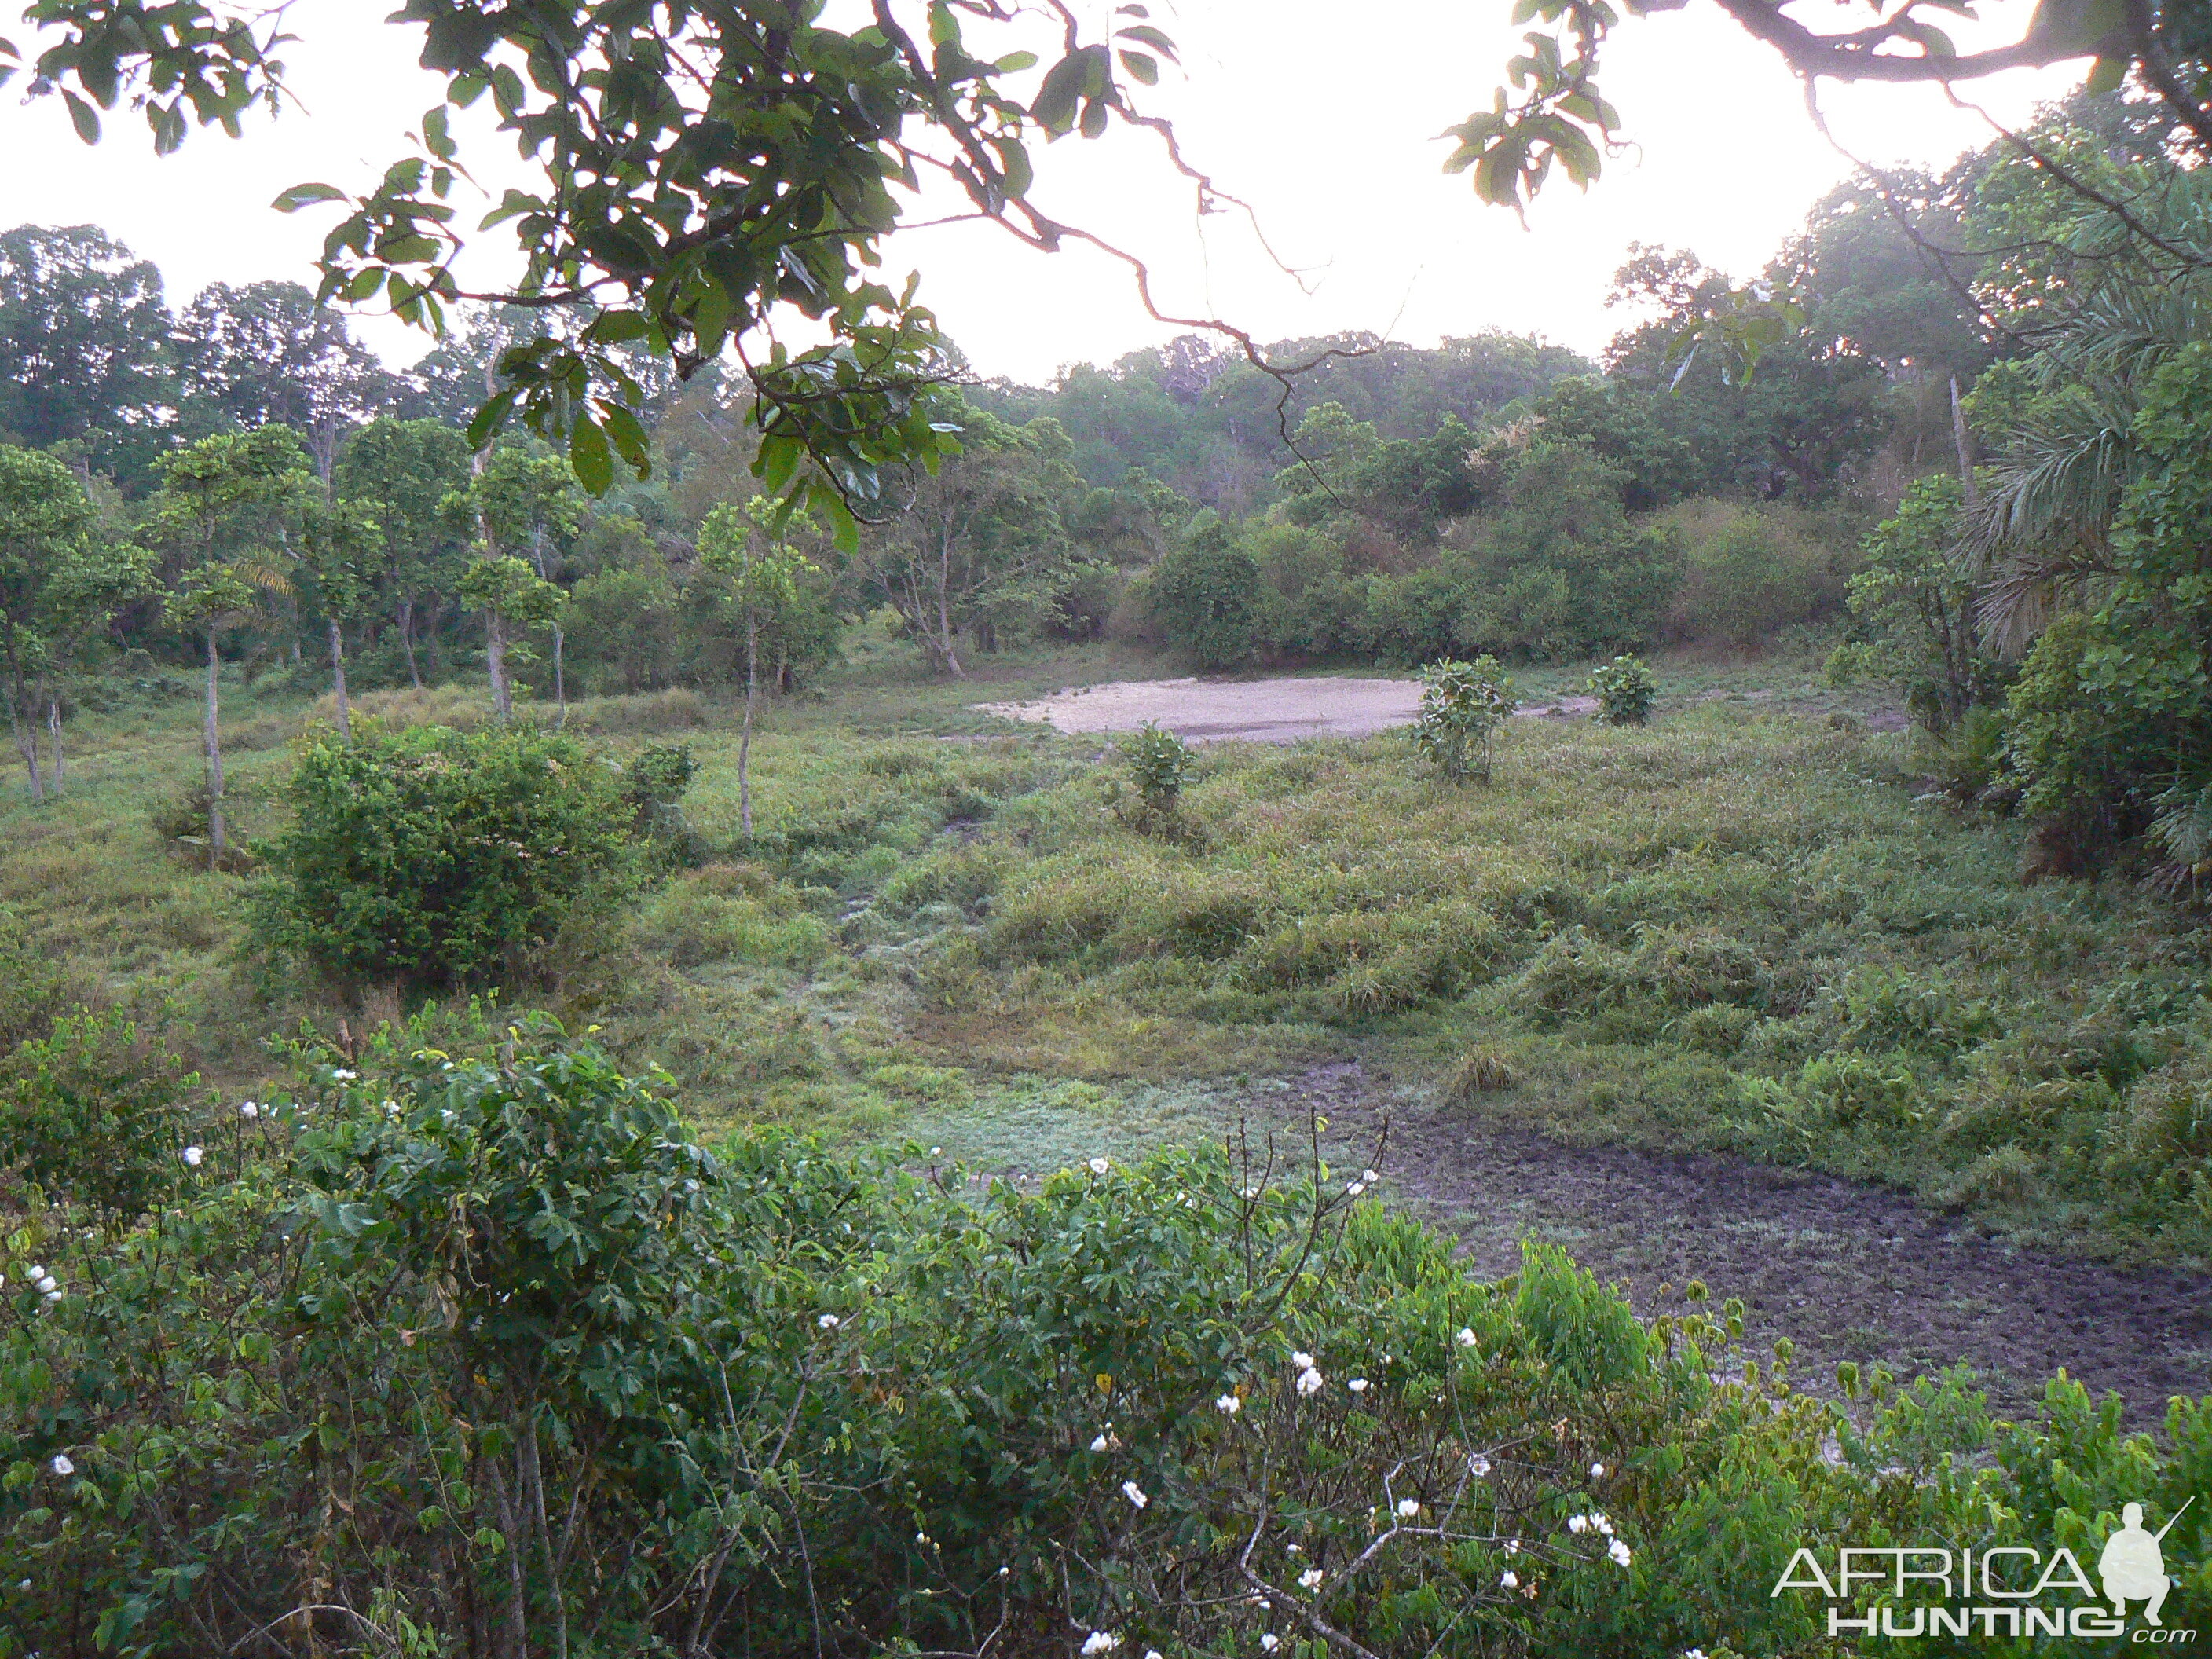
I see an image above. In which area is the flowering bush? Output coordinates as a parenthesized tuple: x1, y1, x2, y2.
(0, 1022, 2204, 1655)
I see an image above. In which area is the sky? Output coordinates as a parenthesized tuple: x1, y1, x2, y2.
(0, 0, 2086, 384)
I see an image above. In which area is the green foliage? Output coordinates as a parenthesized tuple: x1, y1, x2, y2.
(0, 1010, 189, 1215)
(253, 722, 639, 994)
(1, 1024, 2203, 1656)
(1415, 655, 1514, 783)
(1146, 513, 1262, 668)
(1588, 654, 1656, 725)
(1826, 475, 1996, 735)
(1122, 720, 1193, 814)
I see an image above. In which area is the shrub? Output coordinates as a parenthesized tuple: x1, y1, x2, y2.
(1588, 654, 1657, 725)
(5, 1026, 2204, 1657)
(1147, 515, 1262, 668)
(252, 722, 639, 994)
(1414, 655, 1515, 782)
(0, 1011, 189, 1214)
(1122, 720, 1194, 814)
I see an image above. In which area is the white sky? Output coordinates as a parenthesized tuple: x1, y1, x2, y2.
(0, 0, 2084, 383)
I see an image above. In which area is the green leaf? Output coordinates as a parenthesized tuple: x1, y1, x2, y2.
(1118, 49, 1159, 86)
(62, 90, 101, 145)
(569, 416, 614, 494)
(1032, 49, 1090, 134)
(2085, 54, 2126, 95)
(272, 181, 348, 213)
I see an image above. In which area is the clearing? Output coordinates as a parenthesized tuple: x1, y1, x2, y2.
(975, 672, 1605, 742)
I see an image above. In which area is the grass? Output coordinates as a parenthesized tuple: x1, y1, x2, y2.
(5, 632, 2207, 1265)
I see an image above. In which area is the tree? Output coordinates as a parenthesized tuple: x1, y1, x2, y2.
(5, 1, 1209, 530)
(698, 496, 819, 833)
(446, 445, 588, 718)
(164, 563, 261, 861)
(297, 497, 377, 738)
(1148, 515, 1264, 671)
(456, 555, 562, 723)
(332, 417, 473, 688)
(0, 446, 150, 800)
(174, 280, 395, 479)
(855, 405, 1084, 677)
(0, 224, 174, 487)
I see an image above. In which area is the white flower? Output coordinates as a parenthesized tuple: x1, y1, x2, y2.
(43, 1290, 61, 1303)
(1346, 1182, 1365, 1197)
(1081, 1632, 1122, 1655)
(1590, 1461, 1606, 1479)
(1503, 1539, 1520, 1556)
(1298, 1567, 1324, 1590)
(1296, 1367, 1324, 1397)
(817, 1313, 840, 1329)
(1467, 1454, 1492, 1478)
(1684, 1650, 1708, 1659)
(331, 1068, 356, 1082)
(1122, 1480, 1148, 1510)
(1568, 1514, 1589, 1534)
(1241, 1185, 1260, 1199)
(1214, 1393, 1241, 1416)
(1362, 1169, 1378, 1183)
(49, 1453, 73, 1476)
(1088, 1156, 1111, 1174)
(1259, 1636, 1279, 1654)
(239, 1101, 258, 1120)
(1500, 1570, 1518, 1590)
(1595, 1515, 1613, 1536)
(27, 1265, 42, 1279)
(35, 1275, 56, 1295)
(1289, 1350, 1314, 1370)
(1147, 1650, 1163, 1659)
(1609, 1538, 1632, 1567)
(930, 1146, 942, 1156)
(1090, 1434, 1111, 1452)
(1346, 1378, 1368, 1393)
(1455, 1328, 1478, 1347)
(181, 1145, 204, 1167)
(1394, 1498, 1419, 1518)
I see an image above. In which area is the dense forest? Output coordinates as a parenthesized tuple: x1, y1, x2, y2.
(5, 31, 2212, 1652)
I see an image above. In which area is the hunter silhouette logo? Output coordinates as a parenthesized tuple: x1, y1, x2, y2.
(2103, 1497, 2192, 1627)
(1772, 1495, 2198, 1641)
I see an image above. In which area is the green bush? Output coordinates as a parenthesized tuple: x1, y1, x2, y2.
(1147, 514, 1262, 668)
(0, 1011, 190, 1215)
(1122, 719, 1194, 814)
(1414, 655, 1515, 782)
(253, 722, 639, 994)
(2, 1025, 2203, 1657)
(1588, 654, 1657, 726)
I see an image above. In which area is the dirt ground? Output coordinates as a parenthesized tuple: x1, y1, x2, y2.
(1255, 1063, 2209, 1430)
(976, 676, 1603, 743)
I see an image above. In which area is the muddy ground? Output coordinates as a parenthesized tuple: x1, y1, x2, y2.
(974, 676, 1616, 743)
(1255, 1063, 2209, 1430)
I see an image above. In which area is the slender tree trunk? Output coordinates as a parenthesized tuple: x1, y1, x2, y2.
(487, 612, 513, 721)
(399, 595, 423, 689)
(328, 616, 352, 740)
(9, 701, 40, 805)
(205, 627, 227, 859)
(936, 535, 965, 679)
(739, 610, 757, 835)
(1950, 375, 1979, 509)
(46, 699, 61, 793)
(552, 624, 567, 727)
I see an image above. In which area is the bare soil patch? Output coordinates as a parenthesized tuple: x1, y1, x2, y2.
(976, 676, 1601, 744)
(1264, 1063, 2208, 1428)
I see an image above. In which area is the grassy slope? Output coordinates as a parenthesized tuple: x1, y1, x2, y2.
(5, 638, 2207, 1265)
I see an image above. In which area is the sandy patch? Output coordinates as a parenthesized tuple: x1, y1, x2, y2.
(976, 676, 1599, 744)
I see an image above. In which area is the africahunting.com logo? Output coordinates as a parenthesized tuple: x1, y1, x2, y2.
(1771, 1497, 2196, 1643)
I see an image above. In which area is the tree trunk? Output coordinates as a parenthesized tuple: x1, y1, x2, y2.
(205, 627, 227, 859)
(1950, 375, 1979, 509)
(552, 624, 567, 727)
(487, 612, 513, 721)
(399, 595, 423, 689)
(739, 610, 757, 835)
(46, 700, 62, 793)
(935, 538, 965, 679)
(328, 616, 352, 741)
(9, 699, 41, 806)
